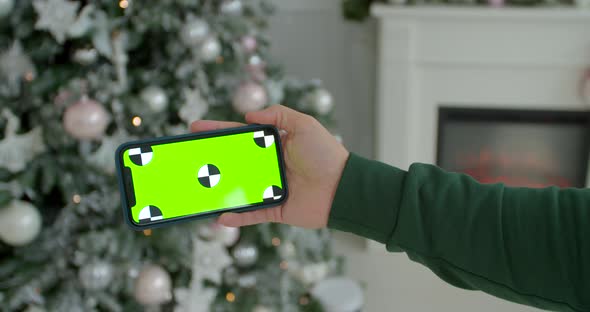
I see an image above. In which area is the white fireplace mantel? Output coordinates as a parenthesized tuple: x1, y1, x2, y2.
(372, 5, 590, 173)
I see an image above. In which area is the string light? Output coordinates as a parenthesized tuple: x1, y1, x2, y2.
(225, 292, 235, 302)
(280, 260, 288, 270)
(119, 0, 129, 9)
(271, 237, 281, 247)
(72, 194, 81, 204)
(24, 72, 34, 82)
(299, 296, 310, 306)
(132, 116, 142, 127)
(143, 229, 152, 236)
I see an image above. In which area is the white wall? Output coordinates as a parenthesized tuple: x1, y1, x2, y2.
(269, 1, 540, 311)
(268, 0, 376, 159)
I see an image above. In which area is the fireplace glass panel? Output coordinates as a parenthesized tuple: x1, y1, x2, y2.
(437, 107, 590, 188)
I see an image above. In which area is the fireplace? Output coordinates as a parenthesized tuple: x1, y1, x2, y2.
(437, 107, 590, 188)
(367, 4, 590, 310)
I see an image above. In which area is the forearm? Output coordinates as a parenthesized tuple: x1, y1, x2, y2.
(328, 153, 590, 311)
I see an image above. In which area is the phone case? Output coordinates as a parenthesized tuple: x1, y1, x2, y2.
(115, 124, 288, 231)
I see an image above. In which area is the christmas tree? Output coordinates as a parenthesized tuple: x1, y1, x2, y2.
(0, 0, 349, 311)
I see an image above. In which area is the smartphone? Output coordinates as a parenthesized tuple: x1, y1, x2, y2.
(115, 124, 288, 230)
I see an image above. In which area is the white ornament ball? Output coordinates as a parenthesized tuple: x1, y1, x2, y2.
(199, 223, 240, 246)
(220, 0, 243, 15)
(0, 200, 42, 246)
(0, 0, 14, 18)
(246, 55, 266, 82)
(311, 277, 364, 312)
(78, 261, 114, 291)
(240, 35, 257, 53)
(199, 37, 222, 62)
(63, 97, 110, 140)
(134, 265, 172, 306)
(140, 86, 169, 113)
(307, 88, 334, 115)
(231, 242, 259, 268)
(232, 82, 267, 114)
(181, 19, 209, 46)
(292, 262, 330, 285)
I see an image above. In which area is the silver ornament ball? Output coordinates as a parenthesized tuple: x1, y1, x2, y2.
(63, 97, 110, 140)
(0, 200, 41, 246)
(237, 273, 256, 288)
(134, 265, 172, 306)
(252, 305, 272, 312)
(307, 88, 334, 115)
(140, 86, 169, 113)
(0, 0, 14, 18)
(199, 37, 222, 62)
(232, 81, 268, 114)
(181, 19, 209, 46)
(231, 242, 259, 268)
(78, 261, 114, 291)
(220, 0, 243, 15)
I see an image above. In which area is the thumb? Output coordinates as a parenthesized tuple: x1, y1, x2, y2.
(245, 105, 303, 133)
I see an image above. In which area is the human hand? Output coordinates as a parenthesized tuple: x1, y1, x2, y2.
(190, 105, 349, 229)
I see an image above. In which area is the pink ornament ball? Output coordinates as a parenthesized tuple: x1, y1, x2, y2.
(241, 36, 257, 53)
(63, 97, 110, 140)
(232, 81, 268, 114)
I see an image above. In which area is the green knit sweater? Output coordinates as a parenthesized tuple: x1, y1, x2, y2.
(328, 153, 590, 312)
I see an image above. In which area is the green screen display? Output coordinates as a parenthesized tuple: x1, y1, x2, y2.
(120, 127, 284, 226)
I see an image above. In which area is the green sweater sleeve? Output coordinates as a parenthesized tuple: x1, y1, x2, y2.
(328, 153, 590, 312)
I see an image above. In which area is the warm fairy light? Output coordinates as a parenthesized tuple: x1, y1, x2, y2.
(280, 260, 288, 270)
(132, 116, 142, 127)
(24, 71, 34, 81)
(271, 237, 281, 247)
(225, 292, 235, 302)
(143, 229, 152, 236)
(216, 56, 224, 64)
(119, 0, 129, 9)
(72, 194, 81, 204)
(299, 296, 310, 305)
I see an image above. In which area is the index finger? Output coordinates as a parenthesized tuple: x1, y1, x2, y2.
(217, 206, 283, 227)
(190, 120, 245, 133)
